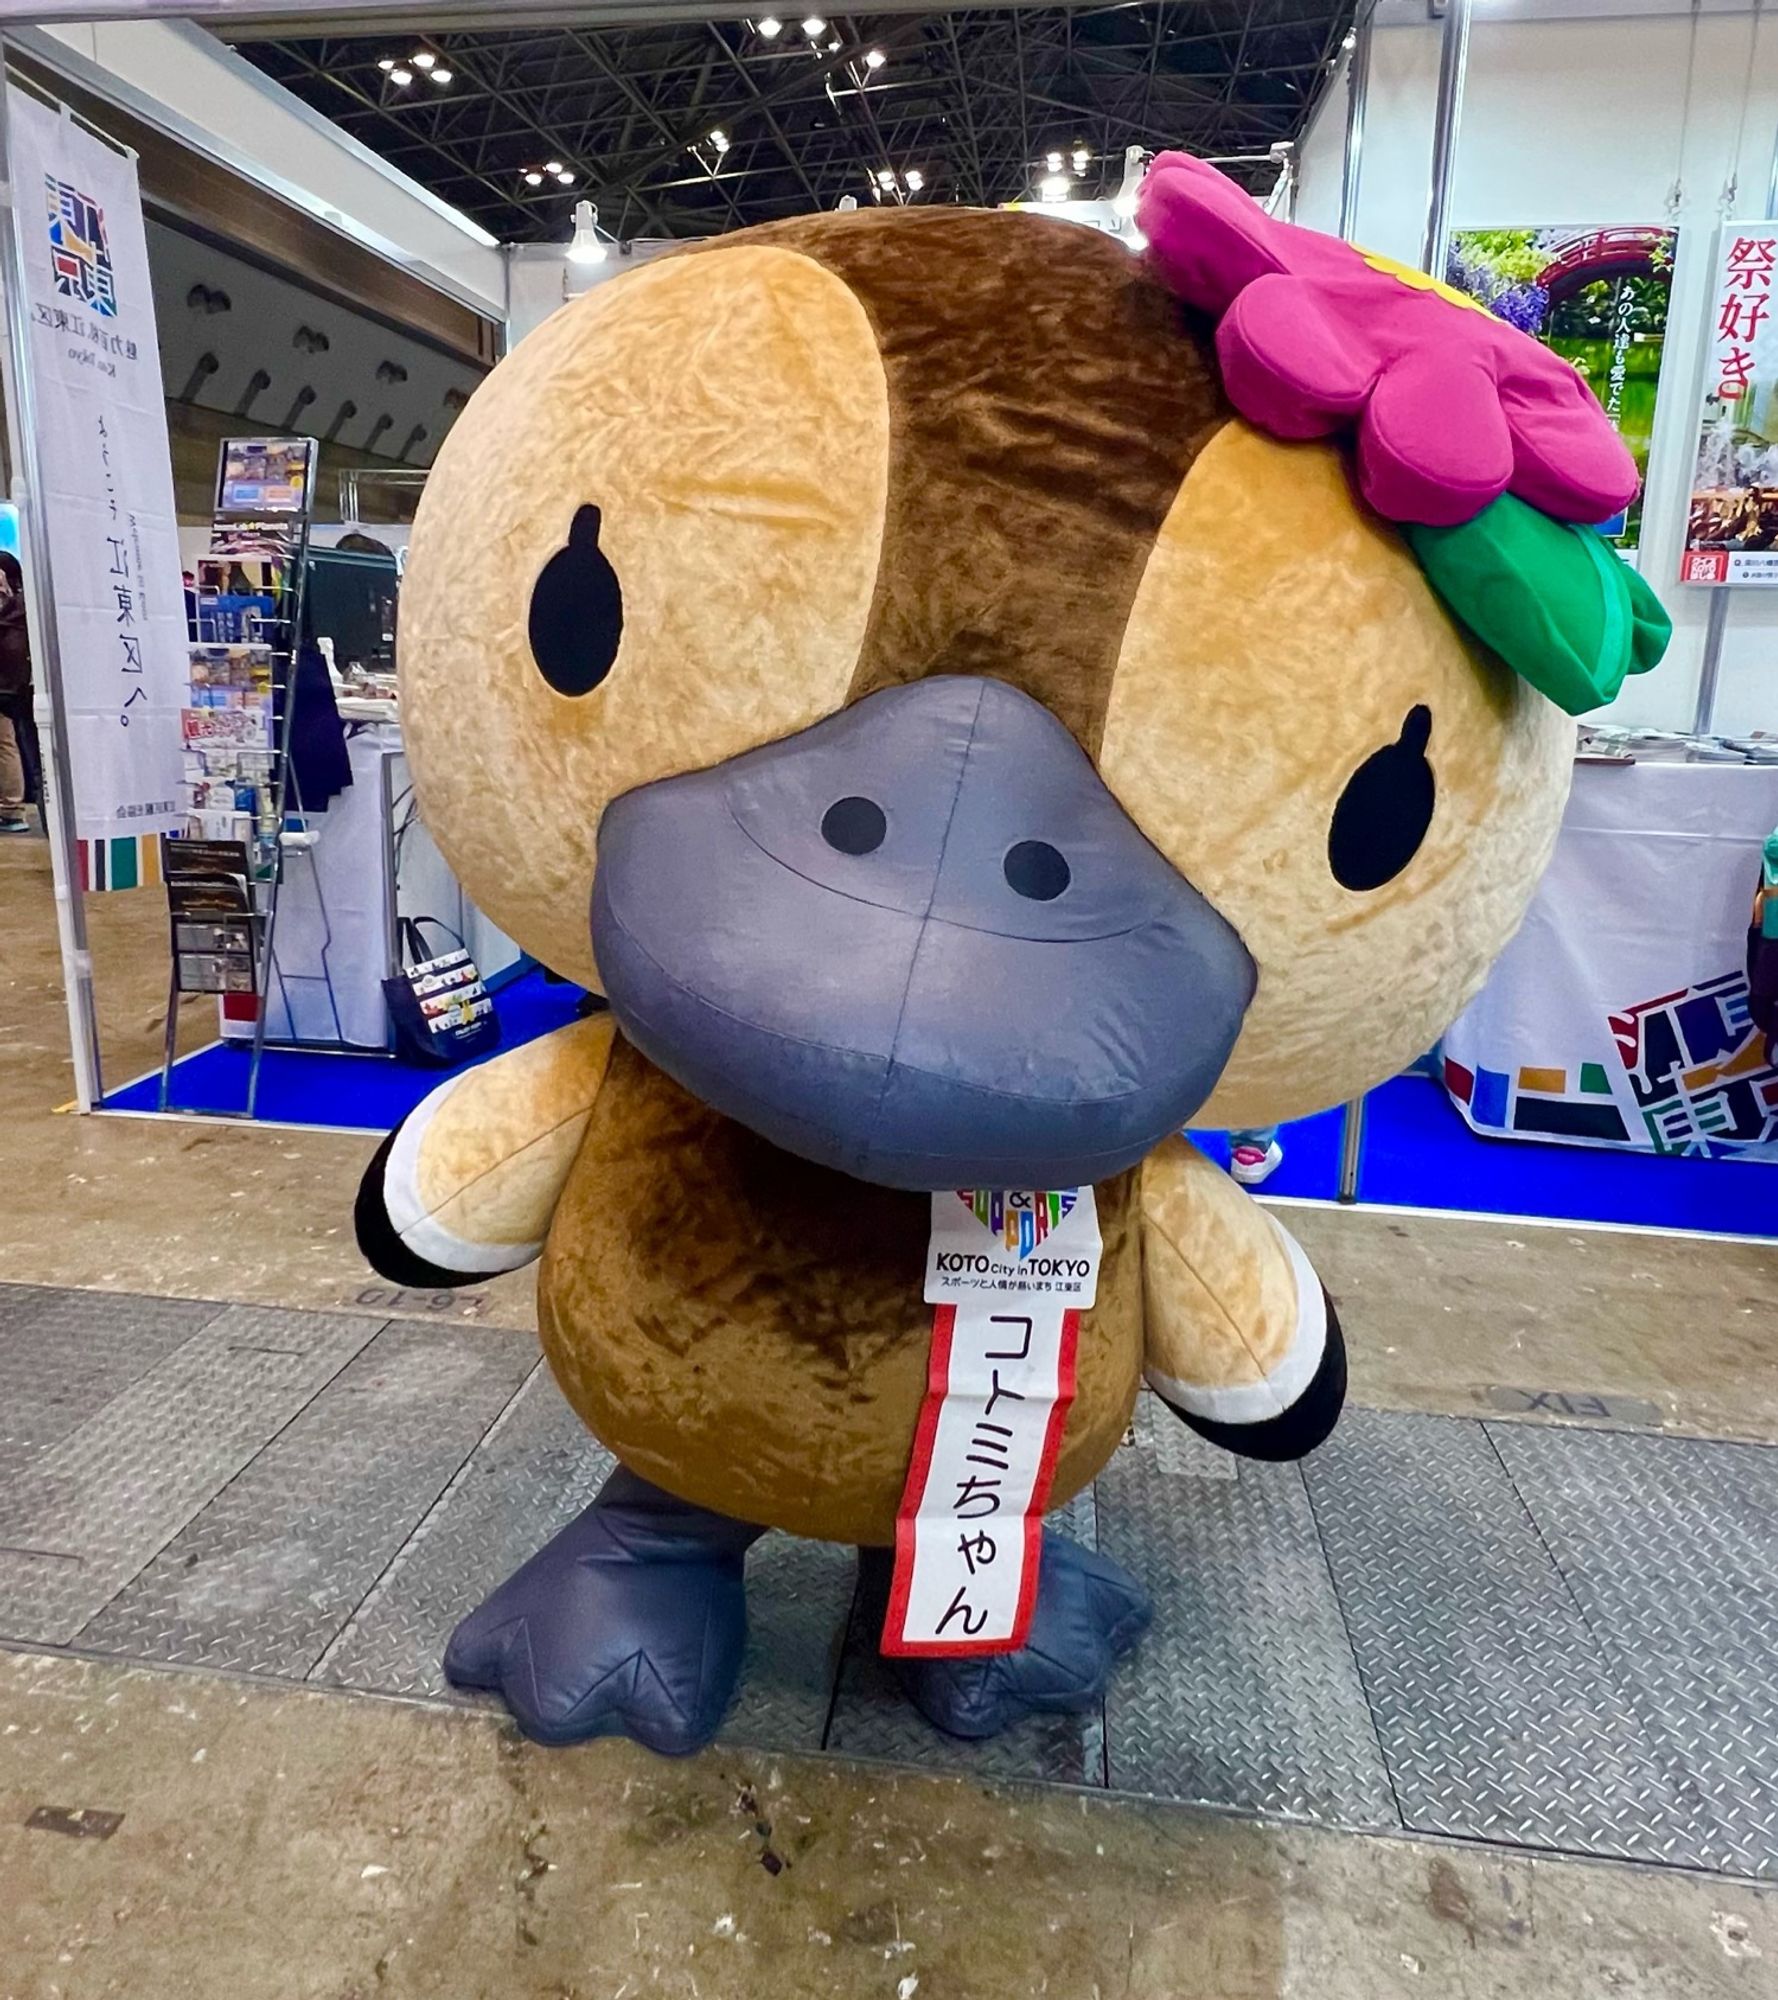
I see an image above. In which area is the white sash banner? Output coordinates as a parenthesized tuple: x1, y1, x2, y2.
(883, 1190, 1101, 1659)
(6, 88, 185, 853)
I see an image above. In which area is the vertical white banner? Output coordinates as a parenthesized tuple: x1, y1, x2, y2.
(6, 87, 184, 854)
(1679, 222, 1778, 587)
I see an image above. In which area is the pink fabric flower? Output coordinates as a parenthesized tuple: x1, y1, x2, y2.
(1136, 152, 1638, 529)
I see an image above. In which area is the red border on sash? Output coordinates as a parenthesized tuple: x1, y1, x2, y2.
(881, 1304, 1081, 1658)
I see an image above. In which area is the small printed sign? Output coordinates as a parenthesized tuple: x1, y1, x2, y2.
(924, 1187, 1102, 1308)
(886, 1188, 1100, 1658)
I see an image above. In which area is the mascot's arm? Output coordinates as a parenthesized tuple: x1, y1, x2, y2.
(354, 1012, 617, 1288)
(1137, 1135, 1346, 1460)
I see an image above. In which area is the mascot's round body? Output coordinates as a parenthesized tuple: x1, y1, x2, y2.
(357, 164, 1660, 1752)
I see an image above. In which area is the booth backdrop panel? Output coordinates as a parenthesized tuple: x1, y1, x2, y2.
(1444, 761, 1778, 1160)
(1291, 13, 1778, 737)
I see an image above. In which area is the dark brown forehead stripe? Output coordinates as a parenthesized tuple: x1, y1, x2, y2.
(730, 208, 1229, 755)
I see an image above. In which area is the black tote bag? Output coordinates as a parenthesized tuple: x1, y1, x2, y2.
(382, 916, 501, 1068)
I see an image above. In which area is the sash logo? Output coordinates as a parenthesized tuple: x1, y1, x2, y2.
(46, 177, 117, 319)
(955, 1189, 1078, 1261)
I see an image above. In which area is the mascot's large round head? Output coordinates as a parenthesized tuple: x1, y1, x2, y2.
(400, 158, 1664, 1191)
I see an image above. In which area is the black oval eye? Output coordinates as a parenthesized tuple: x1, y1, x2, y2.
(1329, 705, 1435, 892)
(1004, 839, 1070, 902)
(821, 796, 886, 855)
(527, 503, 623, 696)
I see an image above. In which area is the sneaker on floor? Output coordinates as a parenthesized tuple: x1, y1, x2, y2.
(1229, 1138, 1283, 1187)
(0, 813, 29, 834)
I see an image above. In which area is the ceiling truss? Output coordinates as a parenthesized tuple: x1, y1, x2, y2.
(238, 4, 1354, 244)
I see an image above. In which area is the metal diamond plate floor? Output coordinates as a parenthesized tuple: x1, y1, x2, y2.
(6, 1280, 1778, 1881)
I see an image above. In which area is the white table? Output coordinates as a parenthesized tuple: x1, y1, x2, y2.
(1442, 760, 1778, 1159)
(222, 722, 520, 1049)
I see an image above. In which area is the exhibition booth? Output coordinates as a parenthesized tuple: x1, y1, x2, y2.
(0, 20, 550, 1123)
(1280, 0, 1778, 1230)
(9, 0, 1777, 1242)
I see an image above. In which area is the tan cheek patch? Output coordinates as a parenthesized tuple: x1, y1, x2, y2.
(400, 246, 890, 986)
(1099, 424, 1573, 1126)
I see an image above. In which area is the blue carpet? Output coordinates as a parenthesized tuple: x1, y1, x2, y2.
(108, 989, 1772, 1237)
(101, 968, 590, 1129)
(1195, 1073, 1774, 1238)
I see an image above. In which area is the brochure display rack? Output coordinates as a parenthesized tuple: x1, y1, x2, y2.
(155, 436, 332, 1115)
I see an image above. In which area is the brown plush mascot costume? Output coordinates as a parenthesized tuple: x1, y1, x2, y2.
(356, 155, 1655, 1753)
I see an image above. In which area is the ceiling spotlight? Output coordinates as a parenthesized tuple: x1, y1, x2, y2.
(802, 15, 826, 36)
(757, 14, 783, 34)
(523, 170, 544, 187)
(567, 198, 607, 267)
(865, 48, 886, 69)
(1112, 144, 1147, 219)
(904, 168, 924, 191)
(1072, 146, 1090, 174)
(1039, 172, 1071, 203)
(827, 38, 841, 51)
(389, 65, 414, 86)
(556, 169, 575, 185)
(1342, 28, 1358, 50)
(1045, 150, 1063, 173)
(876, 167, 896, 190)
(377, 56, 396, 71)
(545, 161, 563, 175)
(412, 50, 435, 69)
(710, 128, 730, 154)
(431, 68, 453, 85)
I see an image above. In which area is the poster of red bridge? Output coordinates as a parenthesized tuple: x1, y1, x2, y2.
(1681, 222, 1778, 586)
(1446, 224, 1677, 553)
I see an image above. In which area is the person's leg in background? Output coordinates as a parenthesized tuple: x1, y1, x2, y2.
(5, 692, 40, 809)
(0, 710, 27, 832)
(1228, 1124, 1283, 1187)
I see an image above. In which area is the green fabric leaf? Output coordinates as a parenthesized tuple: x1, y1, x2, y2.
(1405, 495, 1671, 717)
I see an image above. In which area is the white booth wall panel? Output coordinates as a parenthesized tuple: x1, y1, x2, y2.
(1295, 12, 1778, 735)
(43, 21, 505, 318)
(506, 240, 683, 348)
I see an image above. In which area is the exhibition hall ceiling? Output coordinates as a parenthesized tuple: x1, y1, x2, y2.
(233, 4, 1353, 242)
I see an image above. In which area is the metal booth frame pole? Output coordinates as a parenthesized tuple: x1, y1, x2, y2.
(1422, 0, 1474, 277)
(1339, 1095, 1366, 1204)
(1768, 102, 1778, 223)
(339, 464, 428, 524)
(1338, 1, 1374, 242)
(1331, 0, 1389, 1198)
(0, 44, 103, 1111)
(1334, 0, 1472, 1201)
(1693, 586, 1731, 735)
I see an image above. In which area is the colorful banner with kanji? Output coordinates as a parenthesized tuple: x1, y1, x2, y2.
(1443, 762, 1778, 1162)
(5, 88, 185, 870)
(1680, 222, 1778, 586)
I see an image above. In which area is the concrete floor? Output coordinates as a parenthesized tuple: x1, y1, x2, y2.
(3, 1651, 1773, 2000)
(4, 832, 1778, 1998)
(0, 836, 536, 1331)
